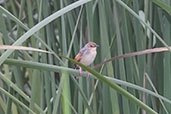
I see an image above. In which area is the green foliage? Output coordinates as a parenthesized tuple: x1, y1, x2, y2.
(0, 0, 171, 114)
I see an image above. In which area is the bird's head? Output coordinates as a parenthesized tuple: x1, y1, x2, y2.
(85, 42, 99, 50)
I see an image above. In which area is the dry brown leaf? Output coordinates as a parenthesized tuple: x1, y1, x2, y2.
(94, 47, 171, 69)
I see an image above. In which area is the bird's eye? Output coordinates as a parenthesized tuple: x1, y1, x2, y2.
(90, 45, 93, 47)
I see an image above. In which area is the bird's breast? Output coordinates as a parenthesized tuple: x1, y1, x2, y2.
(80, 50, 97, 66)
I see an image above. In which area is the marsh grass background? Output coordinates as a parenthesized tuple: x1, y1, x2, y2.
(0, 0, 171, 114)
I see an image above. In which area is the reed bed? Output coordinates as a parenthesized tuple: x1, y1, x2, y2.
(0, 0, 171, 114)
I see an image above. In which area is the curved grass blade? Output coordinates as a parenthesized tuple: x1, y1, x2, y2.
(0, 45, 51, 53)
(94, 46, 171, 69)
(0, 87, 36, 114)
(3, 59, 171, 105)
(151, 0, 171, 15)
(0, 72, 45, 114)
(0, 0, 91, 65)
(4, 57, 157, 114)
(61, 56, 157, 114)
(115, 0, 170, 50)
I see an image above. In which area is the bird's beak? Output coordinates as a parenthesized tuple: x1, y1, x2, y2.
(96, 44, 99, 47)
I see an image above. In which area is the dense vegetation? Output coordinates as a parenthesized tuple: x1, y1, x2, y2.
(0, 0, 171, 114)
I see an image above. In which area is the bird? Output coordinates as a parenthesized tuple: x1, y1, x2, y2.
(74, 42, 99, 77)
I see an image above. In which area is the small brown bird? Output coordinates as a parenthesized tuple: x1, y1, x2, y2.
(74, 42, 99, 76)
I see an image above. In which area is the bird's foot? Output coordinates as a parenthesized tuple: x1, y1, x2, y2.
(79, 67, 82, 76)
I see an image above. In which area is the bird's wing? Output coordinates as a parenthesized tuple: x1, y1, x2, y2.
(74, 47, 88, 61)
(74, 47, 90, 68)
(73, 48, 85, 68)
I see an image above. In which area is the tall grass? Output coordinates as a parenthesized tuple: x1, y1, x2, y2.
(0, 0, 171, 114)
